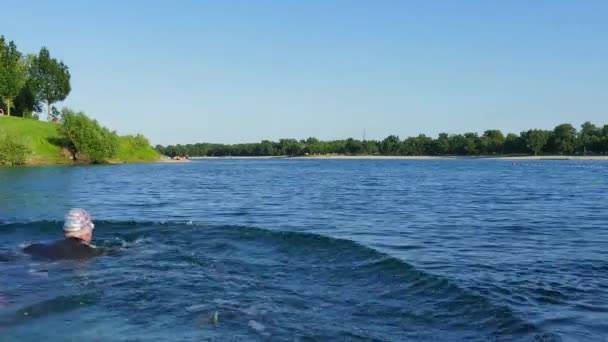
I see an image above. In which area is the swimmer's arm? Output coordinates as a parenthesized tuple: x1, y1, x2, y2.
(92, 245, 122, 257)
(22, 243, 46, 255)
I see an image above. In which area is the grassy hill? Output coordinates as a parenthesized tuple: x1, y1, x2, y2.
(0, 116, 66, 164)
(114, 134, 162, 163)
(0, 116, 160, 165)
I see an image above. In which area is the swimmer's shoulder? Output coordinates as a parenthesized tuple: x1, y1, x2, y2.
(22, 242, 51, 255)
(22, 239, 96, 260)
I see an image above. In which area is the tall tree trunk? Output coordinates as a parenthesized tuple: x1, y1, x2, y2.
(6, 99, 10, 116)
(47, 100, 51, 121)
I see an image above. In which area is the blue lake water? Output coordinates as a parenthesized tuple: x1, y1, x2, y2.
(0, 160, 607, 341)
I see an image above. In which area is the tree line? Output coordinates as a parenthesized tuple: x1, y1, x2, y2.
(156, 122, 608, 157)
(0, 36, 70, 120)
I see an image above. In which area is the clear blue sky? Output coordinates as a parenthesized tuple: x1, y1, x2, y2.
(3, 0, 606, 145)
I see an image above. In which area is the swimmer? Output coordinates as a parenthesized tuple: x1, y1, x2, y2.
(23, 208, 103, 260)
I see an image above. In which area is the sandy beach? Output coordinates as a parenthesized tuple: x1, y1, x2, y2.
(157, 157, 192, 163)
(190, 155, 608, 161)
(298, 155, 608, 160)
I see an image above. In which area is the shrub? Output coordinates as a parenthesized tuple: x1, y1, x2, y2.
(58, 108, 118, 163)
(0, 133, 30, 165)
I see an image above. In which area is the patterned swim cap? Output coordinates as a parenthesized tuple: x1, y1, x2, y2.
(63, 208, 94, 232)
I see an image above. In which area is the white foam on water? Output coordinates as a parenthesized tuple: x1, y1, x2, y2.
(28, 269, 49, 278)
(212, 298, 238, 306)
(242, 304, 268, 316)
(248, 320, 270, 337)
(185, 303, 208, 312)
(133, 237, 150, 245)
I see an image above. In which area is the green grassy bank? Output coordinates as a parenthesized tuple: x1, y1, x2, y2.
(0, 116, 160, 165)
(114, 134, 162, 163)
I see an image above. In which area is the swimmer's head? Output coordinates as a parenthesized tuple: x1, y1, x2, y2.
(63, 208, 94, 243)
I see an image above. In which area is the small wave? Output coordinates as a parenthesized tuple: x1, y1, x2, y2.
(1, 220, 555, 339)
(101, 236, 153, 249)
(204, 224, 549, 339)
(0, 292, 98, 328)
(0, 221, 63, 233)
(0, 220, 202, 233)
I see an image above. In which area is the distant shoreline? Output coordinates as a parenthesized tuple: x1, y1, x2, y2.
(156, 156, 191, 163)
(188, 155, 608, 161)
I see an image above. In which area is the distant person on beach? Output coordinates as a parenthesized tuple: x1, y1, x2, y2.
(22, 208, 102, 260)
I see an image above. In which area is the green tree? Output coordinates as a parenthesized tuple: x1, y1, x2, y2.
(278, 138, 303, 156)
(327, 140, 346, 154)
(0, 36, 26, 116)
(164, 145, 178, 157)
(155, 144, 166, 155)
(304, 137, 321, 155)
(551, 123, 577, 154)
(344, 138, 363, 154)
(602, 125, 608, 154)
(50, 106, 61, 121)
(12, 84, 41, 118)
(503, 133, 524, 154)
(463, 133, 481, 155)
(154, 121, 608, 158)
(447, 134, 466, 155)
(257, 140, 276, 156)
(58, 108, 118, 163)
(363, 140, 379, 155)
(381, 135, 400, 155)
(579, 121, 601, 154)
(1, 55, 42, 118)
(523, 129, 551, 156)
(401, 135, 432, 155)
(433, 133, 451, 155)
(29, 47, 71, 121)
(481, 129, 505, 154)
